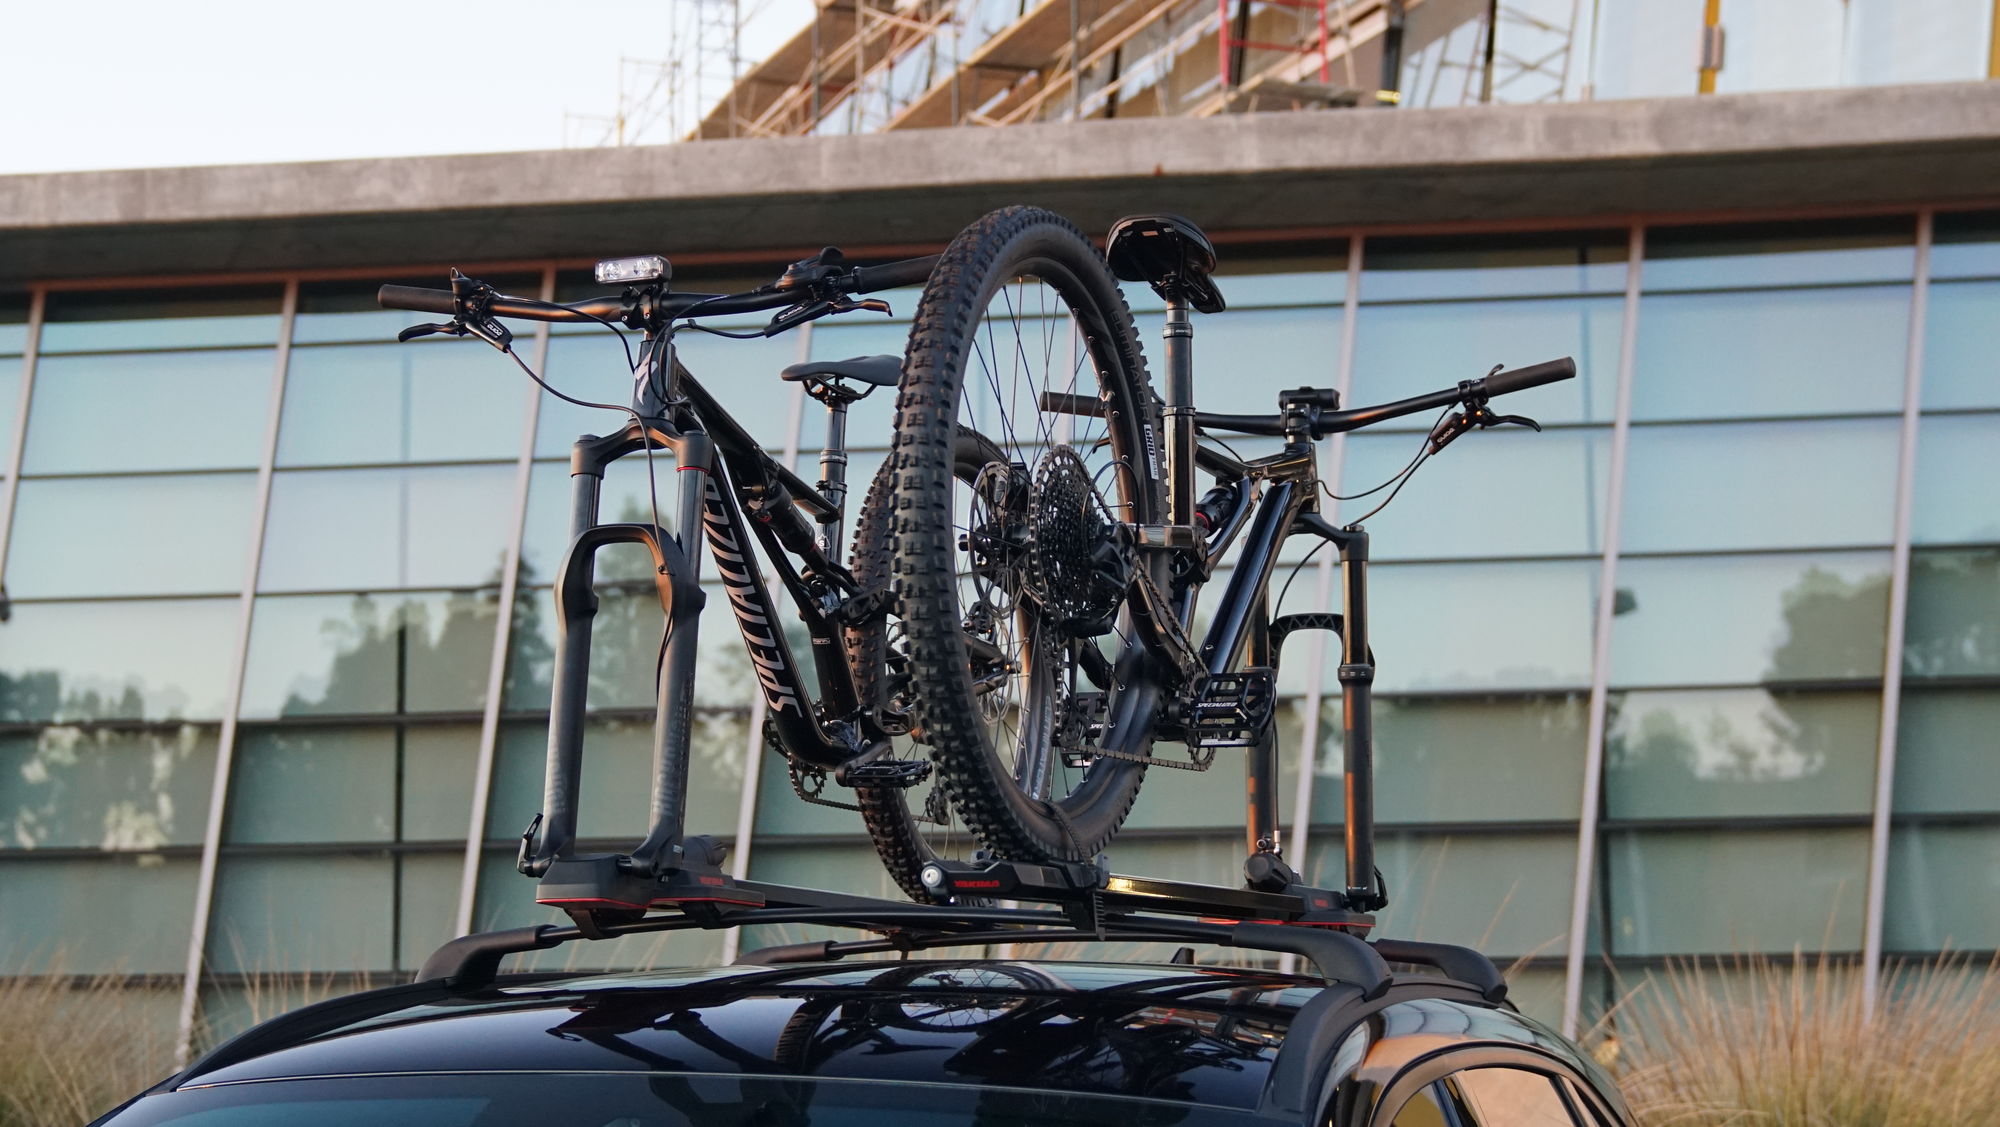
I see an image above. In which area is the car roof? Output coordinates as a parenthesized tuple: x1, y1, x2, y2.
(170, 958, 1590, 1121)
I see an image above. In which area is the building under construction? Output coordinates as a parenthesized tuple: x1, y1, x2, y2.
(694, 0, 1584, 138)
(676, 0, 2000, 140)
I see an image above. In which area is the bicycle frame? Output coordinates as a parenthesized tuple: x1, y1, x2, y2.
(520, 332, 888, 913)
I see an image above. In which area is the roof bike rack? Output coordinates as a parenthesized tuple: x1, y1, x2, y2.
(487, 290, 1482, 999)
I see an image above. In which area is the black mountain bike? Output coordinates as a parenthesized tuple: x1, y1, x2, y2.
(858, 206, 1574, 910)
(380, 248, 971, 915)
(378, 206, 1572, 920)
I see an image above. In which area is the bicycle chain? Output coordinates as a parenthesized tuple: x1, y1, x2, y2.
(1059, 740, 1216, 771)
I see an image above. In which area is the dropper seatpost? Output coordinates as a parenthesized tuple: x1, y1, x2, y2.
(1162, 292, 1196, 525)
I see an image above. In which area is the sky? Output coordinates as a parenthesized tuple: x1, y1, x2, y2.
(0, 0, 813, 176)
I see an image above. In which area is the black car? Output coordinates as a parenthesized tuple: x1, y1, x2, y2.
(92, 944, 1632, 1127)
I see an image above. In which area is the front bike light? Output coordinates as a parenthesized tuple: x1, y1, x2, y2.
(595, 255, 669, 285)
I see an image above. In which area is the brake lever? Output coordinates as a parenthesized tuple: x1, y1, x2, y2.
(397, 320, 467, 343)
(763, 295, 893, 336)
(1427, 403, 1542, 454)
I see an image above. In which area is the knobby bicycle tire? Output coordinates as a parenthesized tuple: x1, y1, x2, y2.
(849, 437, 1004, 903)
(887, 205, 1168, 863)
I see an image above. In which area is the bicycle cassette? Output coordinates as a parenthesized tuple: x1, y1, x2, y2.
(1027, 445, 1131, 634)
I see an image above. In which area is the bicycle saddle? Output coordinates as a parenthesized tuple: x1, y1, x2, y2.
(1106, 214, 1227, 314)
(780, 354, 902, 387)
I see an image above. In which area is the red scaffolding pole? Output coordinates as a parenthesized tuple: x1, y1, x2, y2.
(1217, 0, 1331, 88)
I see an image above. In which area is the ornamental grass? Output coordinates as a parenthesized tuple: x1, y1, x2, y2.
(1593, 951, 2000, 1127)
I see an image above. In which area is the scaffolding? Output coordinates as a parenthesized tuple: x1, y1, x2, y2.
(685, 0, 1591, 139)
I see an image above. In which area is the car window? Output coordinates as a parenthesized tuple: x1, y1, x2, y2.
(1388, 1082, 1453, 1127)
(1446, 1067, 1578, 1127)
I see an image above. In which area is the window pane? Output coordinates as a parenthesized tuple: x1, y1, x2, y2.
(1352, 296, 1621, 427)
(278, 342, 528, 465)
(1316, 695, 1588, 824)
(1884, 825, 2000, 950)
(1642, 224, 1915, 291)
(23, 350, 272, 473)
(1903, 549, 2000, 678)
(226, 727, 396, 843)
(209, 854, 393, 973)
(1912, 413, 2000, 544)
(239, 591, 497, 718)
(1929, 211, 2000, 280)
(1603, 828, 1867, 955)
(259, 465, 515, 591)
(1894, 689, 2000, 815)
(1192, 306, 1343, 418)
(0, 725, 217, 850)
(1342, 427, 1610, 558)
(6, 474, 256, 597)
(0, 855, 199, 973)
(1361, 234, 1627, 302)
(40, 287, 283, 353)
(1453, 1068, 1577, 1127)
(1361, 560, 1597, 692)
(1308, 831, 1576, 958)
(1611, 553, 1890, 686)
(1620, 419, 1899, 552)
(1631, 287, 1908, 421)
(0, 358, 21, 458)
(403, 726, 478, 841)
(1921, 281, 2000, 410)
(488, 713, 746, 844)
(0, 598, 238, 722)
(0, 292, 30, 356)
(1605, 690, 1878, 819)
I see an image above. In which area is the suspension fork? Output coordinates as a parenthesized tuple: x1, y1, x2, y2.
(523, 420, 710, 878)
(1296, 512, 1381, 911)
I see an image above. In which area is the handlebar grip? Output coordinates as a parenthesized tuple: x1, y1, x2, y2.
(378, 285, 459, 315)
(851, 255, 940, 294)
(1482, 357, 1576, 398)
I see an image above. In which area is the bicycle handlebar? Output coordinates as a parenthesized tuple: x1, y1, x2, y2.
(377, 253, 940, 325)
(1037, 356, 1576, 439)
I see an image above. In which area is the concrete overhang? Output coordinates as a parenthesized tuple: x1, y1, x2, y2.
(4, 80, 1998, 285)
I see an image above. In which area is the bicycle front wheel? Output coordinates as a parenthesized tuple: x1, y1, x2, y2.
(888, 205, 1168, 864)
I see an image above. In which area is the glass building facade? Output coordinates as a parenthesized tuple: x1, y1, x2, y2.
(0, 208, 1993, 1044)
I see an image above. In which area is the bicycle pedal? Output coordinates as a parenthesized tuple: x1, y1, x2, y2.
(1187, 667, 1276, 749)
(837, 759, 934, 788)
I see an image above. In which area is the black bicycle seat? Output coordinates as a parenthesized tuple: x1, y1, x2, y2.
(780, 355, 902, 387)
(1106, 214, 1226, 314)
